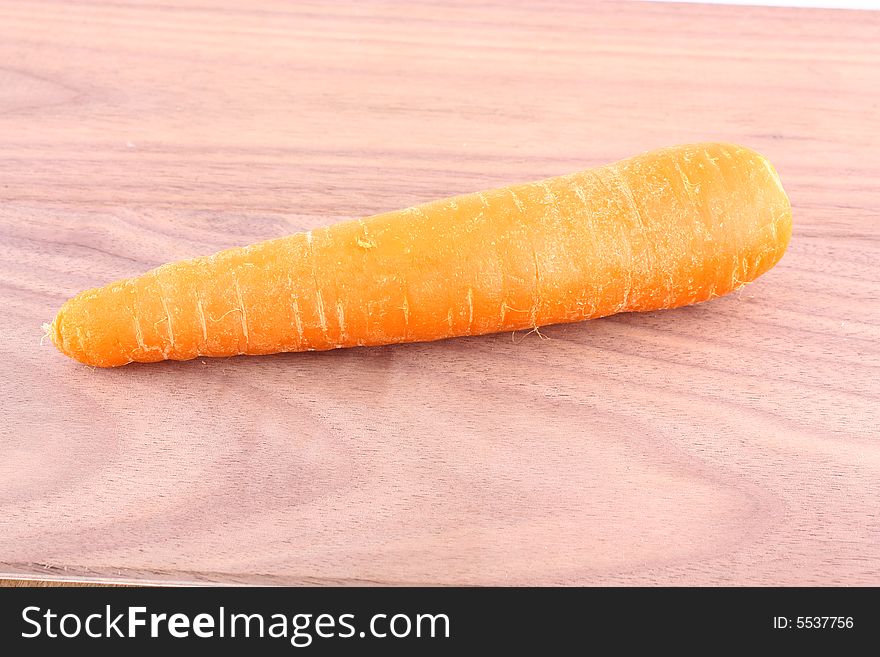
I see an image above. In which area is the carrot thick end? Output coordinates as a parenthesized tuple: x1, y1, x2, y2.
(750, 147, 793, 277)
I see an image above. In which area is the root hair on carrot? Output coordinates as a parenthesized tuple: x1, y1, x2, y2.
(512, 326, 550, 344)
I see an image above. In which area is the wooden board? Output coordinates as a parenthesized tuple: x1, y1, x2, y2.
(1, 0, 878, 586)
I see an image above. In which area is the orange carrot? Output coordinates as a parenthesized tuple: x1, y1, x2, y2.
(47, 142, 791, 367)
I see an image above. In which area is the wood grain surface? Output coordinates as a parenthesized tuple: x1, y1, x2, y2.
(1, 0, 878, 586)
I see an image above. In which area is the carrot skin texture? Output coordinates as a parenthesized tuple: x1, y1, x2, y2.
(49, 143, 792, 367)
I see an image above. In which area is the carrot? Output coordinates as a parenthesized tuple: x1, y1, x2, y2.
(47, 142, 791, 367)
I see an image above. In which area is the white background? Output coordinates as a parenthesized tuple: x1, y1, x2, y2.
(650, 1, 880, 8)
